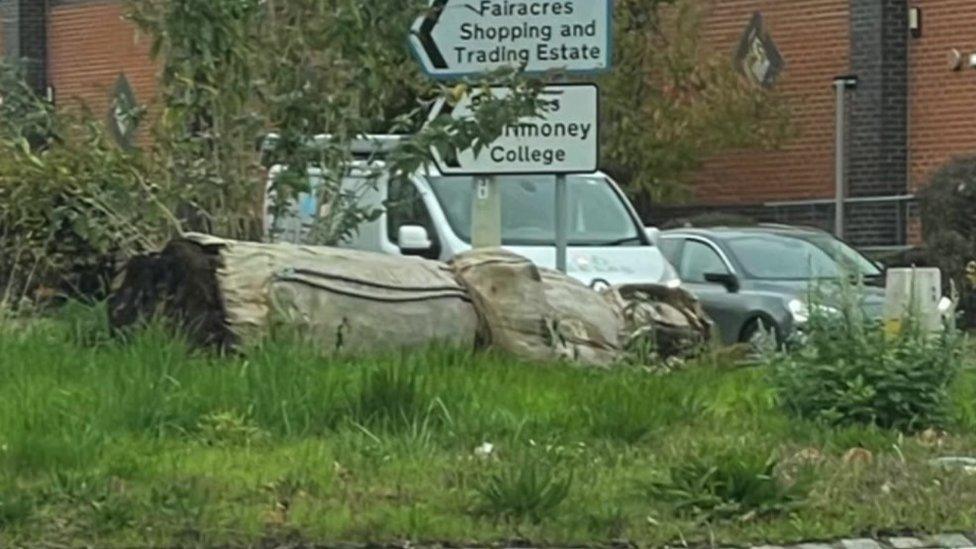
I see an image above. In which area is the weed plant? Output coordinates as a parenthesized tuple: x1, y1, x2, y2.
(646, 447, 806, 523)
(476, 453, 573, 525)
(769, 280, 964, 432)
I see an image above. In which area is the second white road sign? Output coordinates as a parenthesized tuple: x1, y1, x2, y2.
(431, 84, 599, 175)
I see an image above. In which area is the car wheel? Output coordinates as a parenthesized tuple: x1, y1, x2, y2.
(740, 317, 779, 357)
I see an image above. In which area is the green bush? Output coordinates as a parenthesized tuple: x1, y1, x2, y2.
(769, 289, 964, 432)
(0, 62, 174, 302)
(919, 156, 976, 239)
(918, 156, 976, 328)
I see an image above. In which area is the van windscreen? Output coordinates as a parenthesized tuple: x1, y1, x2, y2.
(427, 176, 642, 246)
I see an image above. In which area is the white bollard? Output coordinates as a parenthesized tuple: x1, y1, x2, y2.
(883, 268, 943, 334)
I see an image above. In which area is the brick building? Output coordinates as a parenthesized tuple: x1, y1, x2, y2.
(653, 0, 976, 250)
(3, 0, 976, 249)
(1, 0, 156, 140)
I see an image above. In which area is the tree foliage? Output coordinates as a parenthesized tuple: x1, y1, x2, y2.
(254, 0, 431, 244)
(128, 0, 547, 245)
(918, 156, 976, 328)
(129, 0, 266, 238)
(128, 0, 792, 216)
(0, 63, 177, 302)
(0, 0, 793, 302)
(602, 0, 792, 201)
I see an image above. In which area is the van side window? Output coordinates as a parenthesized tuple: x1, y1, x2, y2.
(386, 181, 440, 259)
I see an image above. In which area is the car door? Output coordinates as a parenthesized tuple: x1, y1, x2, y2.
(385, 180, 443, 260)
(671, 237, 747, 345)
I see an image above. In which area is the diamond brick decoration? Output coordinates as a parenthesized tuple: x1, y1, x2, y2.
(734, 12, 785, 88)
(107, 73, 139, 149)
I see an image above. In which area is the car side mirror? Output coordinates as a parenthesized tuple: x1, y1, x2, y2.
(398, 225, 432, 252)
(644, 227, 661, 246)
(704, 272, 740, 293)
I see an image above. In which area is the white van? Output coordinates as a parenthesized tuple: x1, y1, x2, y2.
(265, 135, 679, 289)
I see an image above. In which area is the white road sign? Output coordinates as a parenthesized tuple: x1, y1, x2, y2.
(430, 84, 599, 175)
(410, 0, 613, 79)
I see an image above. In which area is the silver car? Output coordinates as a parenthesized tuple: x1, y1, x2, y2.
(658, 225, 886, 348)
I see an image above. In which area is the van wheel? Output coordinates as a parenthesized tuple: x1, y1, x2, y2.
(740, 317, 779, 357)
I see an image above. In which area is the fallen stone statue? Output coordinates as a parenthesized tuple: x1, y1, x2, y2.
(109, 234, 712, 366)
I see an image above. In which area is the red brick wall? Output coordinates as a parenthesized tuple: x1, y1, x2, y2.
(908, 1, 976, 192)
(691, 0, 850, 205)
(47, 1, 157, 131)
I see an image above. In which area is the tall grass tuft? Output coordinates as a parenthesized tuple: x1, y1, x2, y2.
(350, 358, 442, 431)
(476, 453, 573, 524)
(646, 447, 806, 522)
(578, 370, 706, 443)
(60, 299, 112, 347)
(0, 488, 33, 529)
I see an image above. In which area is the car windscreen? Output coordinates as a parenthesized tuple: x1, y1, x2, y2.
(427, 175, 642, 246)
(725, 233, 882, 280)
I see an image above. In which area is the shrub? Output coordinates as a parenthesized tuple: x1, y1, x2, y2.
(646, 447, 805, 522)
(918, 156, 976, 328)
(919, 156, 976, 239)
(768, 287, 964, 432)
(0, 62, 175, 303)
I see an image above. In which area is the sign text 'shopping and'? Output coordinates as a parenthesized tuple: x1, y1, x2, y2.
(411, 0, 612, 78)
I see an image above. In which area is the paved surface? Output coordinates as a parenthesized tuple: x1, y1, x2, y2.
(747, 533, 976, 549)
(325, 533, 976, 548)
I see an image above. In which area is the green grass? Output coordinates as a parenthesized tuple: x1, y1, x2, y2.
(0, 307, 975, 546)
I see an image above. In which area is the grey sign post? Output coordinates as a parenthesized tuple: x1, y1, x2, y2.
(555, 174, 569, 273)
(471, 176, 502, 248)
(833, 75, 858, 239)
